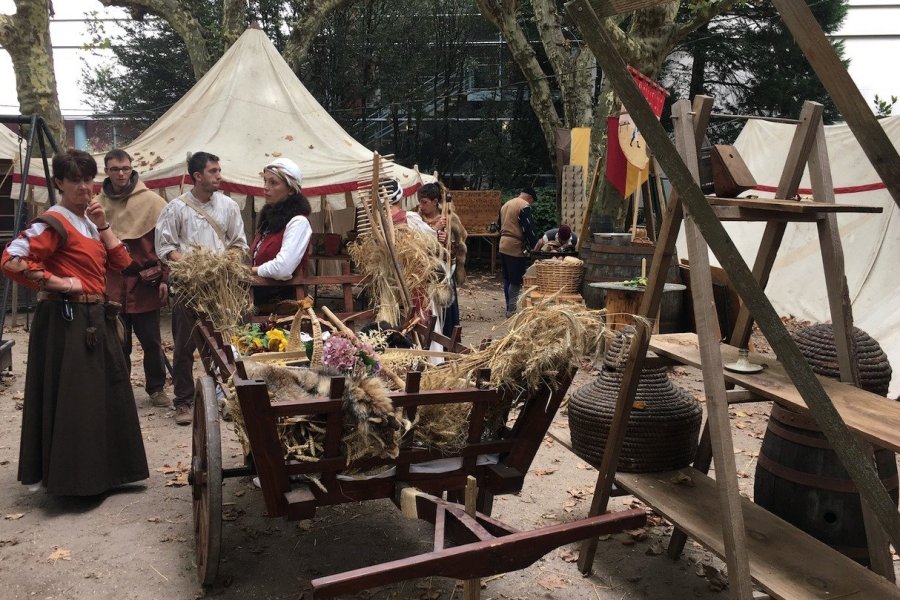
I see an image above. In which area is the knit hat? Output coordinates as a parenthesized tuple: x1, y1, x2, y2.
(264, 158, 303, 192)
(521, 186, 537, 201)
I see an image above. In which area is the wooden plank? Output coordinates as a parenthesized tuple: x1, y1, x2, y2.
(311, 508, 647, 598)
(674, 99, 754, 599)
(576, 158, 603, 252)
(772, 0, 900, 211)
(711, 206, 821, 222)
(650, 333, 900, 454)
(706, 197, 881, 214)
(807, 121, 893, 579)
(636, 95, 713, 322)
(567, 0, 900, 574)
(615, 469, 900, 600)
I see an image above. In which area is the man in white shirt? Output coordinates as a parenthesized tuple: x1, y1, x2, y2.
(156, 152, 249, 425)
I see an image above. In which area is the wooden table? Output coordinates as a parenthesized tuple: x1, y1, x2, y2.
(589, 282, 686, 332)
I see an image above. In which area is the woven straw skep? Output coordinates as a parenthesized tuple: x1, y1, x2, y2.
(568, 330, 702, 473)
(792, 324, 893, 396)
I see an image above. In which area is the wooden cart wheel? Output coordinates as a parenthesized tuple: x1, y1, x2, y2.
(191, 376, 222, 586)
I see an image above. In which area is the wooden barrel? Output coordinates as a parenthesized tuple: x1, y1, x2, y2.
(579, 237, 685, 333)
(754, 402, 899, 566)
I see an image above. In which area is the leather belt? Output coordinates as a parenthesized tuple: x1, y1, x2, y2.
(38, 292, 106, 304)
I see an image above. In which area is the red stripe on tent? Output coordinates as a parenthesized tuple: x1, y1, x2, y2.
(13, 173, 422, 198)
(752, 182, 886, 195)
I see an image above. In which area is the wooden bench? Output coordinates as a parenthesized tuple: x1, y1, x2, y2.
(548, 427, 900, 599)
(650, 333, 900, 453)
(551, 331, 900, 598)
(252, 252, 369, 321)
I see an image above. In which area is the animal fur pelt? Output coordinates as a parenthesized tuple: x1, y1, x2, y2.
(240, 362, 409, 463)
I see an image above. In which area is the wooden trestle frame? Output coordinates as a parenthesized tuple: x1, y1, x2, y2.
(564, 0, 900, 597)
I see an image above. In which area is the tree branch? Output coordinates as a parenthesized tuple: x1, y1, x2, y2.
(222, 0, 248, 48)
(284, 0, 358, 71)
(670, 0, 742, 47)
(99, 0, 212, 79)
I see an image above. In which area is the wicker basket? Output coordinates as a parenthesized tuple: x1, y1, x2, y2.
(287, 306, 324, 368)
(535, 259, 583, 294)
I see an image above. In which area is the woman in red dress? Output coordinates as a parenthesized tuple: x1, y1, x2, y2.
(249, 158, 313, 311)
(2, 149, 149, 496)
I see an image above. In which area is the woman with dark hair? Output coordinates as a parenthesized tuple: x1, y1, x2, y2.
(2, 149, 149, 496)
(250, 158, 313, 310)
(416, 182, 467, 337)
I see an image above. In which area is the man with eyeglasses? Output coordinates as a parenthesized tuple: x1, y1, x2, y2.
(95, 149, 172, 410)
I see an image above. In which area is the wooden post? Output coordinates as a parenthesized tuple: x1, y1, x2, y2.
(577, 322, 652, 574)
(728, 101, 823, 348)
(463, 476, 481, 600)
(673, 99, 754, 599)
(575, 158, 603, 253)
(566, 0, 900, 558)
(807, 121, 894, 580)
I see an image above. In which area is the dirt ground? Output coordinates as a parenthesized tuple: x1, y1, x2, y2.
(0, 269, 826, 599)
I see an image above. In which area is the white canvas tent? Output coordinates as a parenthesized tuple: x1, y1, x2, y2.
(0, 125, 20, 160)
(678, 116, 900, 397)
(14, 26, 430, 214)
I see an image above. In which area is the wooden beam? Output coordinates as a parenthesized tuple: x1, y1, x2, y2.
(577, 321, 652, 574)
(728, 101, 823, 348)
(772, 0, 900, 211)
(674, 99, 754, 599)
(566, 0, 900, 570)
(808, 120, 894, 580)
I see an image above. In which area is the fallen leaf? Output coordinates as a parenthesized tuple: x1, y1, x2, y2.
(559, 548, 578, 563)
(575, 463, 593, 470)
(536, 574, 568, 590)
(532, 468, 557, 477)
(48, 546, 72, 562)
(165, 473, 189, 487)
(670, 472, 695, 487)
(646, 540, 665, 555)
(632, 400, 647, 410)
(3, 513, 24, 520)
(146, 517, 160, 523)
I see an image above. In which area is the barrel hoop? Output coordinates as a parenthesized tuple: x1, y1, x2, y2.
(756, 453, 900, 494)
(770, 402, 821, 432)
(765, 418, 834, 450)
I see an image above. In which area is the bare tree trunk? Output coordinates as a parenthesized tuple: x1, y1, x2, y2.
(0, 0, 65, 146)
(100, 0, 213, 79)
(284, 0, 358, 72)
(476, 0, 562, 171)
(222, 0, 248, 47)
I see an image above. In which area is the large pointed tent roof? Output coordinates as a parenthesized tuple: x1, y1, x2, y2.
(17, 26, 428, 210)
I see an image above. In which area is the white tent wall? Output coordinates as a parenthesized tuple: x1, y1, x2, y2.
(676, 116, 900, 397)
(12, 27, 432, 223)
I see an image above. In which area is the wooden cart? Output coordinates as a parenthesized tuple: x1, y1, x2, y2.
(190, 321, 645, 597)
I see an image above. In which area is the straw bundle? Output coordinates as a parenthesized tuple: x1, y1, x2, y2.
(349, 227, 452, 324)
(422, 296, 609, 396)
(168, 247, 252, 335)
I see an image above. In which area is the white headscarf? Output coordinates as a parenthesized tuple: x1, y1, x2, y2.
(386, 179, 404, 204)
(264, 158, 303, 192)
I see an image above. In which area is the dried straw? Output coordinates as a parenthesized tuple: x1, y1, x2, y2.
(421, 296, 610, 397)
(349, 227, 452, 324)
(168, 247, 252, 335)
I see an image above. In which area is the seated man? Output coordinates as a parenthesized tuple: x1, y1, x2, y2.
(534, 223, 577, 252)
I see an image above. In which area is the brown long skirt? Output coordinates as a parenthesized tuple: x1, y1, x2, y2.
(18, 300, 149, 495)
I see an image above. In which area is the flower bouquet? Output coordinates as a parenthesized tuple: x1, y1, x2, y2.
(321, 333, 381, 379)
(232, 323, 289, 356)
